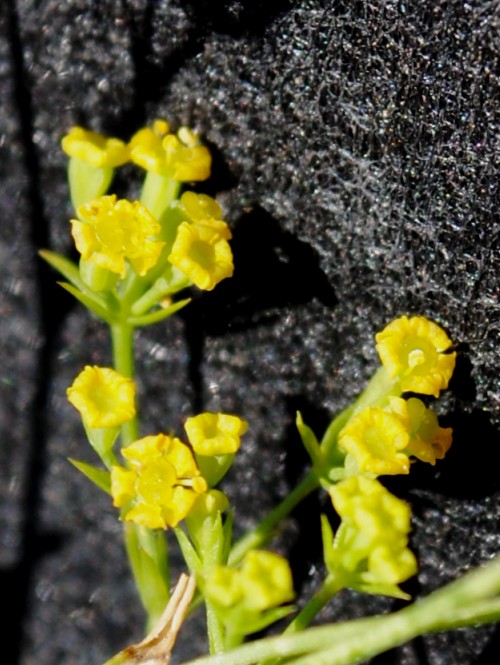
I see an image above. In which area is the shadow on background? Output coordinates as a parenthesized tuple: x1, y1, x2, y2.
(180, 206, 338, 410)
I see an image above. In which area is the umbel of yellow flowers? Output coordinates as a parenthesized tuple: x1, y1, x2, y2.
(67, 364, 249, 531)
(62, 120, 211, 181)
(61, 121, 234, 293)
(202, 549, 295, 636)
(327, 475, 417, 593)
(71, 195, 165, 278)
(111, 434, 208, 530)
(338, 315, 455, 476)
(128, 120, 211, 181)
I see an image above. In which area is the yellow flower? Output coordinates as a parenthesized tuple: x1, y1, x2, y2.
(129, 121, 211, 181)
(203, 550, 294, 615)
(111, 434, 207, 530)
(184, 413, 248, 456)
(239, 550, 295, 612)
(71, 195, 165, 277)
(387, 396, 452, 465)
(339, 407, 411, 475)
(168, 221, 234, 290)
(61, 126, 129, 168)
(179, 192, 232, 239)
(329, 476, 417, 587)
(179, 191, 223, 222)
(375, 315, 456, 397)
(67, 366, 136, 428)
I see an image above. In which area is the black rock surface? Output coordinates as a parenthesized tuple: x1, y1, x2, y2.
(1, 1, 499, 664)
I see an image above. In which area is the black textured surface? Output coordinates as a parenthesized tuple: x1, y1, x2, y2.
(1, 1, 499, 664)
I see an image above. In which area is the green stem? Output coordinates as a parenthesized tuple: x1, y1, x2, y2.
(124, 523, 170, 631)
(110, 323, 138, 443)
(206, 600, 226, 654)
(286, 575, 343, 633)
(141, 171, 181, 221)
(110, 320, 170, 629)
(229, 471, 319, 566)
(319, 406, 354, 465)
(261, 576, 344, 665)
(351, 365, 399, 413)
(175, 556, 500, 665)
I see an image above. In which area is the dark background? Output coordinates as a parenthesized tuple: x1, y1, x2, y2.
(1, 1, 499, 664)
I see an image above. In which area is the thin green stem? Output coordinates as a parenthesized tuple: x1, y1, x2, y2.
(110, 320, 170, 629)
(229, 471, 319, 566)
(110, 322, 139, 443)
(286, 575, 342, 634)
(206, 600, 226, 654)
(140, 171, 180, 221)
(175, 556, 500, 665)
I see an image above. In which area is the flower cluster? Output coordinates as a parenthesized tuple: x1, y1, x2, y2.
(111, 434, 208, 530)
(337, 315, 455, 476)
(67, 363, 248, 531)
(62, 121, 211, 181)
(46, 121, 236, 334)
(71, 195, 164, 278)
(202, 550, 295, 636)
(325, 476, 417, 595)
(129, 120, 211, 181)
(339, 397, 452, 475)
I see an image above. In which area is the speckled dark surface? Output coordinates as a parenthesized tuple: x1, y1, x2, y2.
(1, 1, 499, 664)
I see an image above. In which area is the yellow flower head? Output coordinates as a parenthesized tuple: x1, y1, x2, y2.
(129, 120, 211, 181)
(203, 550, 294, 616)
(184, 412, 248, 456)
(111, 434, 207, 530)
(329, 476, 417, 587)
(61, 126, 129, 168)
(67, 365, 136, 428)
(180, 191, 223, 222)
(387, 396, 452, 465)
(178, 192, 232, 240)
(339, 407, 411, 475)
(71, 195, 165, 278)
(375, 315, 456, 397)
(168, 221, 234, 290)
(239, 550, 295, 612)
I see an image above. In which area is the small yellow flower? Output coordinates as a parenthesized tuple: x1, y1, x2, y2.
(184, 413, 248, 456)
(129, 121, 211, 181)
(387, 397, 452, 465)
(178, 191, 232, 241)
(111, 434, 207, 530)
(239, 550, 295, 612)
(189, 489, 230, 518)
(203, 550, 294, 615)
(71, 195, 165, 277)
(61, 126, 129, 168)
(329, 476, 417, 587)
(67, 365, 136, 428)
(168, 221, 234, 290)
(375, 315, 456, 397)
(204, 566, 244, 609)
(339, 407, 411, 475)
